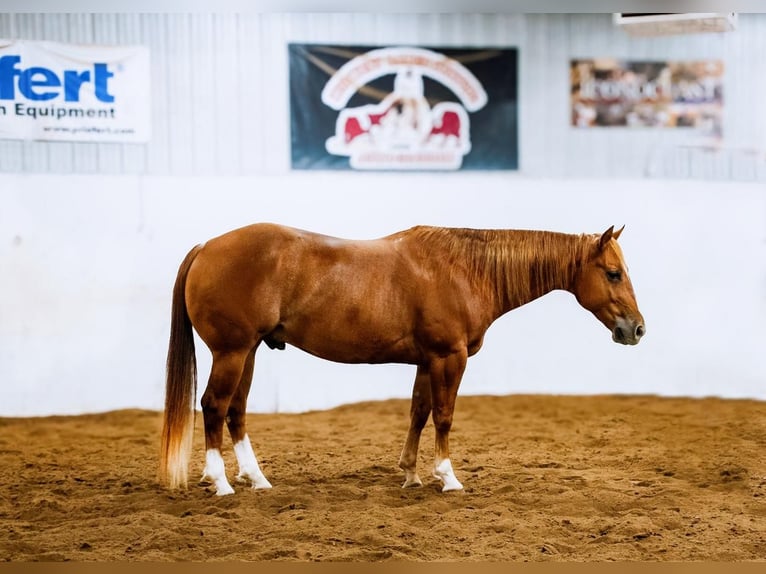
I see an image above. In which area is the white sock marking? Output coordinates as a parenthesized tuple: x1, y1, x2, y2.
(233, 435, 272, 489)
(202, 449, 234, 496)
(433, 458, 464, 492)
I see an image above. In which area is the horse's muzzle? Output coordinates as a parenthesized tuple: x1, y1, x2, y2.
(612, 317, 645, 345)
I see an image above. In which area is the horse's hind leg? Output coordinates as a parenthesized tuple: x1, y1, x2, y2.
(226, 347, 272, 490)
(200, 348, 250, 496)
(398, 366, 432, 488)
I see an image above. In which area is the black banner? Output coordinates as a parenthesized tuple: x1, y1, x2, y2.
(289, 44, 518, 171)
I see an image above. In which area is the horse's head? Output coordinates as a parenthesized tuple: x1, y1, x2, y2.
(573, 226, 645, 345)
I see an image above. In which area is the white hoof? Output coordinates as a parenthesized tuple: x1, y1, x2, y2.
(433, 458, 464, 492)
(253, 478, 273, 490)
(202, 471, 235, 496)
(215, 482, 236, 496)
(237, 472, 272, 490)
(203, 449, 234, 496)
(441, 478, 464, 492)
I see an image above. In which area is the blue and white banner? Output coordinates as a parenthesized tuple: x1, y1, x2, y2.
(0, 40, 150, 143)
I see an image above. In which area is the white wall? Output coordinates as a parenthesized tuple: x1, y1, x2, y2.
(2, 174, 765, 416)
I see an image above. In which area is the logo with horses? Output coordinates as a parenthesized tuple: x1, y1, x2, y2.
(289, 45, 518, 171)
(322, 47, 486, 170)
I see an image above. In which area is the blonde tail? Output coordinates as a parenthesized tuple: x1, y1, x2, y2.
(159, 245, 202, 489)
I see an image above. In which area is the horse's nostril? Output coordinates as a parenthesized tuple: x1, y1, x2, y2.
(635, 325, 645, 338)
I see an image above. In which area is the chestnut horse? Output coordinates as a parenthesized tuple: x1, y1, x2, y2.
(160, 223, 644, 495)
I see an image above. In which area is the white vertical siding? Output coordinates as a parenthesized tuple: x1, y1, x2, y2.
(165, 14, 193, 174)
(0, 12, 763, 180)
(261, 14, 290, 174)
(237, 15, 263, 175)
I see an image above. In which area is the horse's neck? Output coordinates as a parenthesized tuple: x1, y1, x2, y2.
(483, 230, 587, 316)
(402, 226, 589, 318)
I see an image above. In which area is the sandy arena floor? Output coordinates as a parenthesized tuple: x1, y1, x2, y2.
(1, 394, 765, 561)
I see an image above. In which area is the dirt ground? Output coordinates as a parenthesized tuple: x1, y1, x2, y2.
(1, 394, 765, 562)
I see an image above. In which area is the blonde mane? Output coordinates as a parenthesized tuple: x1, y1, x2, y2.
(403, 226, 596, 308)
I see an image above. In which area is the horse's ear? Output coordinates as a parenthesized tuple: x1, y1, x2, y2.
(598, 226, 615, 251)
(612, 225, 625, 241)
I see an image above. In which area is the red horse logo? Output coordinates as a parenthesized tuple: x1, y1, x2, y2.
(322, 47, 487, 170)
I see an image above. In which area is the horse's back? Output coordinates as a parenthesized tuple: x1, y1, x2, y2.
(184, 223, 425, 359)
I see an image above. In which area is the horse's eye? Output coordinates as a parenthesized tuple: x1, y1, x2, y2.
(606, 269, 622, 282)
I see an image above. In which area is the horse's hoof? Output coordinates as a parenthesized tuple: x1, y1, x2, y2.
(401, 469, 423, 488)
(433, 459, 463, 492)
(252, 477, 273, 490)
(441, 481, 464, 493)
(215, 483, 236, 496)
(236, 472, 272, 490)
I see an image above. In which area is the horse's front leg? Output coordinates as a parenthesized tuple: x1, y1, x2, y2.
(398, 366, 432, 488)
(226, 347, 272, 490)
(429, 348, 468, 492)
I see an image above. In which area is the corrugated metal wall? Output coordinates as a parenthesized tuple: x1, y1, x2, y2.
(0, 12, 764, 179)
